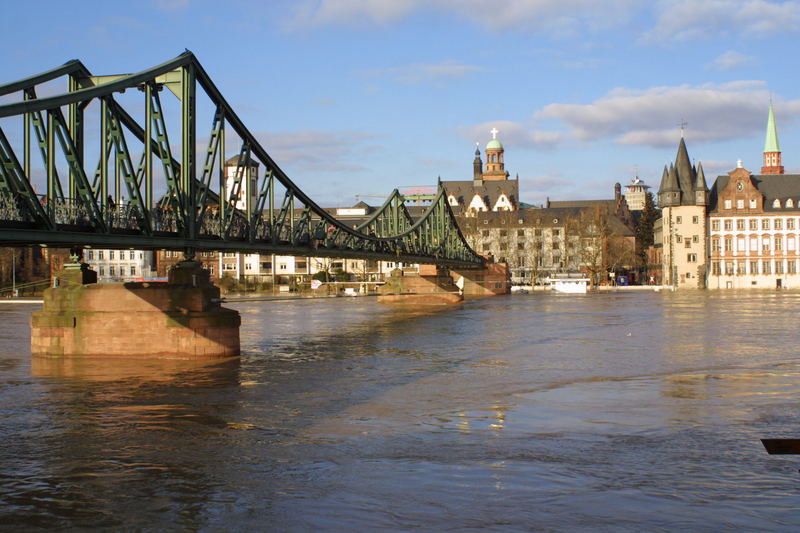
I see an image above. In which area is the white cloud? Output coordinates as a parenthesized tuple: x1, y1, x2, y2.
(521, 174, 614, 204)
(286, 0, 800, 43)
(460, 120, 564, 150)
(253, 129, 383, 173)
(535, 82, 800, 148)
(366, 61, 485, 85)
(287, 0, 638, 34)
(642, 0, 800, 43)
(706, 50, 753, 71)
(288, 0, 418, 28)
(697, 159, 739, 176)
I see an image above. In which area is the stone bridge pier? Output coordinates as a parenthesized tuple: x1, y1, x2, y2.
(376, 261, 510, 305)
(451, 261, 511, 298)
(31, 259, 240, 359)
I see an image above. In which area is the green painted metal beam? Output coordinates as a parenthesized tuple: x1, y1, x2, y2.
(0, 52, 483, 269)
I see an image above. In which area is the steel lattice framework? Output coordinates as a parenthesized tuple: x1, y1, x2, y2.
(0, 51, 482, 268)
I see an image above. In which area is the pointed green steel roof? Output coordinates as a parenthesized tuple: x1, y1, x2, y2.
(764, 102, 781, 153)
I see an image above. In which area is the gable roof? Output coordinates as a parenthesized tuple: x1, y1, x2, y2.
(441, 179, 519, 212)
(709, 173, 800, 212)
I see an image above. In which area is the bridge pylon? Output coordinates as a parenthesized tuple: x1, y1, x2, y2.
(31, 259, 240, 359)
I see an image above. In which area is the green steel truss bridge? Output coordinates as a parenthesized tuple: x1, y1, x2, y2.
(0, 52, 481, 268)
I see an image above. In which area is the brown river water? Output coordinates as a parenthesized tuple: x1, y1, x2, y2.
(1, 291, 799, 531)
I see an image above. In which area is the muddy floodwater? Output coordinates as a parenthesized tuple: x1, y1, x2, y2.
(1, 291, 800, 531)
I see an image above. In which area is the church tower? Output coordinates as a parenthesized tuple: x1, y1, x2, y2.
(761, 102, 784, 175)
(483, 128, 510, 181)
(473, 144, 483, 185)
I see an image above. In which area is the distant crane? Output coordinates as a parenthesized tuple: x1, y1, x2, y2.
(355, 187, 437, 206)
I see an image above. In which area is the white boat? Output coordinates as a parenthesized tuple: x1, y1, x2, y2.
(510, 285, 533, 293)
(546, 277, 590, 294)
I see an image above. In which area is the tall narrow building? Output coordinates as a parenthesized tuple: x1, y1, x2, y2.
(657, 136, 709, 288)
(761, 102, 784, 175)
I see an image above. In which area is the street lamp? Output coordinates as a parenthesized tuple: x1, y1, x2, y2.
(11, 252, 16, 298)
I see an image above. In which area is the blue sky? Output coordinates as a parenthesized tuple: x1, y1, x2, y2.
(3, 0, 800, 206)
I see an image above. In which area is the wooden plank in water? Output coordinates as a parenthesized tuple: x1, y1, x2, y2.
(761, 439, 800, 455)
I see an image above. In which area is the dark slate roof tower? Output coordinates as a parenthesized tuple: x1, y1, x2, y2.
(473, 145, 483, 184)
(658, 137, 707, 207)
(694, 162, 708, 205)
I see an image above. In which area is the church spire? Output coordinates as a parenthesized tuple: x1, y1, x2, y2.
(674, 137, 696, 200)
(761, 102, 784, 174)
(473, 143, 483, 181)
(764, 101, 781, 153)
(658, 164, 680, 207)
(694, 162, 708, 205)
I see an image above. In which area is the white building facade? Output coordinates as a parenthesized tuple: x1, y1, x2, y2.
(85, 249, 156, 282)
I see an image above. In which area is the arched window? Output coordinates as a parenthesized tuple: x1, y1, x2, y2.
(773, 198, 781, 208)
(787, 199, 794, 208)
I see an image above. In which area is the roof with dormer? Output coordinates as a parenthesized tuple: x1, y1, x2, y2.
(709, 172, 800, 213)
(441, 179, 519, 214)
(462, 207, 634, 237)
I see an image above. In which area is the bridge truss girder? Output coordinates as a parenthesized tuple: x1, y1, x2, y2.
(0, 52, 482, 269)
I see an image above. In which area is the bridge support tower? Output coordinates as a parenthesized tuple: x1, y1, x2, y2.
(377, 266, 463, 305)
(31, 255, 240, 359)
(451, 261, 511, 298)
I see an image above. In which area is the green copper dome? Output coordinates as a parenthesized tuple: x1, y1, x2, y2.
(486, 139, 503, 150)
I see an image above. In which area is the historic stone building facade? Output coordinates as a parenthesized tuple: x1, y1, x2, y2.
(657, 104, 800, 289)
(656, 137, 709, 289)
(707, 164, 800, 289)
(463, 202, 636, 285)
(448, 134, 636, 285)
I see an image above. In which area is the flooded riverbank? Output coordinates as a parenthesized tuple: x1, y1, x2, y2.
(1, 291, 799, 531)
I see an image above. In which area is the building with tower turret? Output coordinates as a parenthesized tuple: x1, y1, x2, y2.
(442, 129, 519, 215)
(707, 103, 800, 289)
(446, 129, 636, 285)
(655, 103, 800, 289)
(656, 136, 709, 288)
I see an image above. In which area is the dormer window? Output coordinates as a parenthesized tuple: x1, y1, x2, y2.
(787, 199, 794, 208)
(773, 199, 781, 208)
